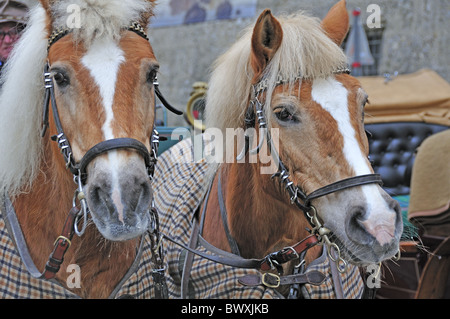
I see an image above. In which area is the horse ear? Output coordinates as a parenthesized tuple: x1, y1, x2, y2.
(140, 0, 156, 26)
(38, 0, 55, 34)
(250, 9, 283, 83)
(321, 0, 349, 46)
(38, 0, 51, 14)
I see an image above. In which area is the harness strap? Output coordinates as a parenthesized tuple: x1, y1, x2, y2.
(329, 251, 345, 299)
(147, 207, 169, 299)
(164, 228, 318, 274)
(180, 175, 215, 298)
(304, 174, 384, 204)
(44, 207, 78, 280)
(172, 226, 321, 297)
(181, 220, 201, 299)
(217, 171, 241, 256)
(154, 83, 183, 115)
(238, 270, 326, 288)
(3, 194, 78, 280)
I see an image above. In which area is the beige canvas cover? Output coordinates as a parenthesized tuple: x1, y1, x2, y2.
(360, 69, 450, 126)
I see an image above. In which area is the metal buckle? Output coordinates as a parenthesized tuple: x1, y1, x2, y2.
(282, 246, 300, 260)
(261, 273, 281, 289)
(54, 235, 72, 248)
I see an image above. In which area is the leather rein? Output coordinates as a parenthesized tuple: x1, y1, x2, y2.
(4, 22, 181, 287)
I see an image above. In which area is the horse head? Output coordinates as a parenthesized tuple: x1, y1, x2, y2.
(41, 0, 158, 241)
(249, 1, 402, 265)
(205, 0, 402, 267)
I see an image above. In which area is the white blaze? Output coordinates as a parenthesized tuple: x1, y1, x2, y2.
(311, 77, 394, 245)
(311, 77, 371, 175)
(82, 38, 125, 222)
(82, 38, 125, 140)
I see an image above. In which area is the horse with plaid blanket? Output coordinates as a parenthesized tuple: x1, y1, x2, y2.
(153, 0, 402, 299)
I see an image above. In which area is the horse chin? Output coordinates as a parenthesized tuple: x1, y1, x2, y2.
(334, 234, 400, 266)
(90, 208, 150, 242)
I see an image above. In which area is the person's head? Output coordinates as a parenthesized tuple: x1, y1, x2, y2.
(0, 0, 28, 63)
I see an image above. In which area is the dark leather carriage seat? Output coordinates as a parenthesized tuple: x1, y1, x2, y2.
(370, 122, 449, 299)
(365, 122, 448, 196)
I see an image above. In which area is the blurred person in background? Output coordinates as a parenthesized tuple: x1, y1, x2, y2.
(0, 0, 28, 74)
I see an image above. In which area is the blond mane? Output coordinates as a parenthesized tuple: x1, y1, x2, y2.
(205, 11, 348, 134)
(202, 11, 348, 185)
(51, 0, 153, 47)
(0, 4, 48, 198)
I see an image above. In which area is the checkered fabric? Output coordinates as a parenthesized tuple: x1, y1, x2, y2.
(0, 204, 158, 299)
(153, 139, 280, 299)
(301, 247, 364, 299)
(0, 214, 79, 299)
(112, 234, 158, 299)
(153, 138, 365, 299)
(0, 136, 365, 299)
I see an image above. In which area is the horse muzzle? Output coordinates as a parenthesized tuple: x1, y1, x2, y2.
(343, 192, 403, 263)
(84, 154, 153, 241)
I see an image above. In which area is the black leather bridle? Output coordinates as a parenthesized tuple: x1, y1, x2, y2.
(42, 23, 182, 238)
(160, 70, 385, 299)
(42, 61, 160, 183)
(239, 71, 384, 273)
(5, 22, 181, 289)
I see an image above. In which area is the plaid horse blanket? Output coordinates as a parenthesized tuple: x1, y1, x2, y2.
(0, 137, 365, 299)
(153, 138, 365, 299)
(0, 199, 159, 299)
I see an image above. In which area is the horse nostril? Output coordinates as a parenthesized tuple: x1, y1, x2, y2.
(346, 206, 374, 245)
(90, 185, 101, 204)
(89, 184, 106, 207)
(388, 196, 401, 215)
(128, 182, 150, 211)
(122, 176, 152, 216)
(87, 182, 117, 218)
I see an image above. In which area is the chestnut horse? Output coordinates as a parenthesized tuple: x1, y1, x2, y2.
(156, 0, 403, 298)
(0, 0, 166, 298)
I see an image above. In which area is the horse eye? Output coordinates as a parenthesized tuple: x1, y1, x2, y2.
(53, 71, 70, 87)
(361, 97, 369, 122)
(274, 107, 298, 123)
(363, 97, 369, 108)
(147, 69, 158, 84)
